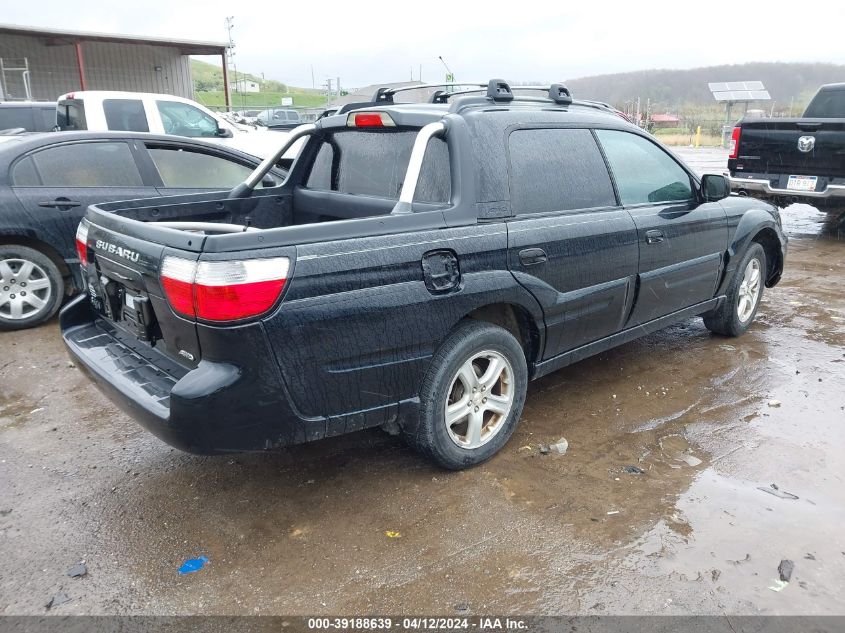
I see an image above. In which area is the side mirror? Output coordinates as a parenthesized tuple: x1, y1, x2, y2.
(701, 174, 730, 202)
(217, 125, 234, 138)
(261, 174, 277, 187)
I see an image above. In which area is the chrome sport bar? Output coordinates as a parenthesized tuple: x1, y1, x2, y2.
(393, 121, 447, 213)
(228, 122, 317, 199)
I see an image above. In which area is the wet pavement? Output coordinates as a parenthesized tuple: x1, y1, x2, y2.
(1, 147, 844, 615)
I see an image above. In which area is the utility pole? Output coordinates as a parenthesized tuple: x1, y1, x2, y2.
(311, 65, 315, 90)
(224, 16, 236, 112)
(325, 78, 333, 109)
(438, 56, 454, 83)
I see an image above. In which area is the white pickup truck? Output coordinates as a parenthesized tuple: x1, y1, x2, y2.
(55, 91, 291, 159)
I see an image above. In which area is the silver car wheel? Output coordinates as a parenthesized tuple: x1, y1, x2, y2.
(444, 349, 514, 450)
(0, 258, 53, 321)
(736, 257, 762, 323)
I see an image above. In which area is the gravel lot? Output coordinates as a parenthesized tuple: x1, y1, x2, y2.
(1, 147, 844, 615)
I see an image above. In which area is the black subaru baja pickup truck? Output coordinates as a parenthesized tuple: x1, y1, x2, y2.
(61, 80, 786, 470)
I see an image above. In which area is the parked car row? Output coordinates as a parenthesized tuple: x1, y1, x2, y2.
(0, 131, 285, 329)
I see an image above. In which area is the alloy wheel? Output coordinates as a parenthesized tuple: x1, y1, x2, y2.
(444, 350, 514, 449)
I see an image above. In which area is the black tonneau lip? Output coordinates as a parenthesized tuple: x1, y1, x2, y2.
(86, 203, 208, 253)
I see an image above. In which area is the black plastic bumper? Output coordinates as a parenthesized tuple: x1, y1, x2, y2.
(60, 295, 404, 453)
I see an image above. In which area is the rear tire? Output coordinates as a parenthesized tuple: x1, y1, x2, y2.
(0, 245, 64, 331)
(403, 320, 528, 470)
(703, 242, 766, 337)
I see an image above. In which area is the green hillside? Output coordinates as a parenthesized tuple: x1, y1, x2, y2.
(190, 59, 326, 109)
(566, 62, 845, 111)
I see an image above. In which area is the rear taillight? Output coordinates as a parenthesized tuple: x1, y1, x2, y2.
(75, 222, 89, 266)
(728, 126, 741, 159)
(160, 256, 290, 322)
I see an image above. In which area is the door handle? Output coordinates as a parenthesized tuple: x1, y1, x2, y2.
(519, 248, 548, 266)
(38, 198, 81, 209)
(645, 230, 665, 244)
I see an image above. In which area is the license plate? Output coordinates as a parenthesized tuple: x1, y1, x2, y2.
(787, 175, 817, 191)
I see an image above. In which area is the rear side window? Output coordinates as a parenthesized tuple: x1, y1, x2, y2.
(804, 89, 845, 118)
(595, 129, 693, 205)
(103, 99, 149, 132)
(147, 146, 276, 188)
(12, 142, 142, 187)
(305, 130, 450, 203)
(0, 107, 34, 131)
(508, 128, 617, 214)
(56, 101, 86, 130)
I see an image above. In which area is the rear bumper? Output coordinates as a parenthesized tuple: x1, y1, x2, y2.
(727, 174, 845, 200)
(60, 295, 402, 454)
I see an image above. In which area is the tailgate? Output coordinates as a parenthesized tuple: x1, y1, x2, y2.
(737, 118, 845, 178)
(83, 221, 201, 368)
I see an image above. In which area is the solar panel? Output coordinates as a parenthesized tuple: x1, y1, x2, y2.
(712, 90, 771, 101)
(709, 81, 770, 102)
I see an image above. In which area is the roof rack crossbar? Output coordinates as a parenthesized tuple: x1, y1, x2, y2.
(372, 82, 488, 103)
(429, 88, 487, 103)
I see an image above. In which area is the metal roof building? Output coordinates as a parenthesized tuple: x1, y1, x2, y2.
(0, 24, 229, 104)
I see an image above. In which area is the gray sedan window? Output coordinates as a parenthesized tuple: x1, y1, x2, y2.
(12, 142, 142, 187)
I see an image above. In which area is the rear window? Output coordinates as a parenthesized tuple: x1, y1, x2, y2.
(508, 128, 617, 214)
(305, 130, 450, 203)
(103, 99, 149, 132)
(804, 89, 845, 118)
(56, 100, 86, 131)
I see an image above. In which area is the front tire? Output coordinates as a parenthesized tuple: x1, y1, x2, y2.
(404, 320, 528, 470)
(0, 245, 64, 331)
(703, 242, 766, 337)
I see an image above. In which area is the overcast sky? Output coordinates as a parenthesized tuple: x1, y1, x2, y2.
(3, 0, 844, 89)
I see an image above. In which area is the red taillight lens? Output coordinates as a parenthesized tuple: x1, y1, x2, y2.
(346, 111, 396, 128)
(194, 278, 285, 321)
(728, 126, 741, 159)
(161, 256, 197, 317)
(75, 222, 89, 266)
(353, 113, 384, 127)
(160, 256, 290, 322)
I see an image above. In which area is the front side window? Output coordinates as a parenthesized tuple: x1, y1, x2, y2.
(12, 142, 142, 187)
(156, 101, 218, 137)
(147, 146, 277, 188)
(305, 130, 450, 203)
(103, 99, 149, 132)
(508, 128, 617, 214)
(595, 129, 693, 205)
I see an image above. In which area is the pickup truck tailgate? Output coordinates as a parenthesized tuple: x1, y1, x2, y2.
(737, 118, 845, 178)
(82, 221, 201, 368)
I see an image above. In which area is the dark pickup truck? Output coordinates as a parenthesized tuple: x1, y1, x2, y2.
(727, 83, 845, 210)
(61, 80, 787, 470)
